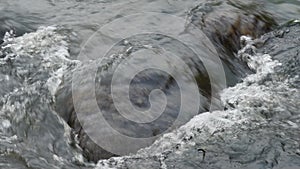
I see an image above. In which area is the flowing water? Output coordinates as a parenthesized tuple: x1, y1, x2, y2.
(0, 0, 299, 168)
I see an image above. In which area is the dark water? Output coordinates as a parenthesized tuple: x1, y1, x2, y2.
(0, 0, 299, 168)
(101, 24, 299, 169)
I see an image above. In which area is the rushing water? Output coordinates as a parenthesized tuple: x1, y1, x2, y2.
(0, 0, 299, 168)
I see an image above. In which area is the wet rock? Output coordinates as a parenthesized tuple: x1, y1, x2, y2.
(187, 0, 277, 85)
(95, 24, 300, 169)
(257, 22, 300, 89)
(55, 0, 279, 163)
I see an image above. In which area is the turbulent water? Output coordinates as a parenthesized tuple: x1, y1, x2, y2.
(0, 0, 299, 169)
(96, 25, 300, 169)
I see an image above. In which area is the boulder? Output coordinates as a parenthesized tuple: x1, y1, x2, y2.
(55, 0, 278, 162)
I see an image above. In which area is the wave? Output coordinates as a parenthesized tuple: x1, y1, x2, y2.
(0, 21, 299, 169)
(0, 26, 84, 168)
(96, 25, 300, 169)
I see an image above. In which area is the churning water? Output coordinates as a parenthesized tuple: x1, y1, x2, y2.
(0, 0, 299, 168)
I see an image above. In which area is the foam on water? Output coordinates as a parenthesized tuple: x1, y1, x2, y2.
(95, 34, 299, 168)
(0, 26, 85, 168)
(1, 26, 76, 90)
(0, 20, 298, 169)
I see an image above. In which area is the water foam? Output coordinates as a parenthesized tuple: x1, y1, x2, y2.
(0, 26, 84, 168)
(96, 34, 298, 168)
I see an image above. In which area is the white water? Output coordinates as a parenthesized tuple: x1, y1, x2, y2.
(0, 26, 85, 168)
(0, 7, 299, 168)
(95, 35, 299, 168)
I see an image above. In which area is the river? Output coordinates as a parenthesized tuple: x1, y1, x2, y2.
(0, 0, 299, 168)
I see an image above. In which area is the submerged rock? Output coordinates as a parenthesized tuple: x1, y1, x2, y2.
(187, 0, 277, 85)
(54, 0, 278, 163)
(95, 24, 300, 169)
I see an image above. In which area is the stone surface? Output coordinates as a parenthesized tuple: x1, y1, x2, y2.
(95, 24, 300, 169)
(54, 0, 279, 163)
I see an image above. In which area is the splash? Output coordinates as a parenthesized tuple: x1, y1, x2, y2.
(0, 26, 84, 168)
(96, 32, 300, 169)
